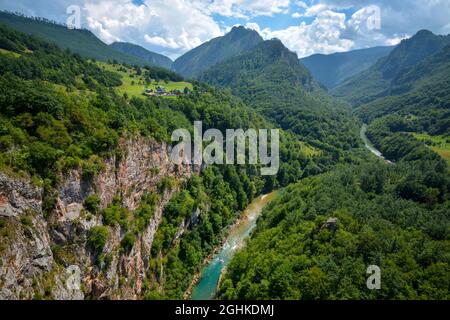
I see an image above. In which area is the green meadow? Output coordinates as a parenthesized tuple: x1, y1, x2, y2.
(413, 133, 450, 164)
(98, 62, 192, 97)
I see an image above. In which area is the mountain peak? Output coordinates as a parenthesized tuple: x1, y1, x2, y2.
(230, 25, 247, 32)
(173, 25, 263, 77)
(256, 39, 299, 64)
(414, 29, 435, 37)
(226, 25, 262, 41)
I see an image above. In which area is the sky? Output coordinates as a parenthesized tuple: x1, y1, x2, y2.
(0, 0, 450, 60)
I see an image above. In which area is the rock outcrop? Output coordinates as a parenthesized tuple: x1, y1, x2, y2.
(0, 137, 198, 300)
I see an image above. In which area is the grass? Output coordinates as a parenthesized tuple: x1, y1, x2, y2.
(98, 62, 192, 98)
(299, 141, 321, 157)
(412, 133, 450, 164)
(0, 48, 21, 58)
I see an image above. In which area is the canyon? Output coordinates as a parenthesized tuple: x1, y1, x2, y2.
(0, 137, 200, 300)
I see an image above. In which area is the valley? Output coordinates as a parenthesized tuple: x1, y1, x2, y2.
(190, 192, 277, 300)
(0, 11, 448, 302)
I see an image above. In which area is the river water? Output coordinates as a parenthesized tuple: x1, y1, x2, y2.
(360, 124, 383, 158)
(360, 124, 392, 164)
(190, 192, 277, 300)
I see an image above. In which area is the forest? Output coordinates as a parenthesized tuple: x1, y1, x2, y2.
(0, 23, 360, 299)
(218, 157, 449, 299)
(0, 15, 449, 301)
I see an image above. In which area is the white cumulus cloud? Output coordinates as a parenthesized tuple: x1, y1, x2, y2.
(208, 0, 290, 18)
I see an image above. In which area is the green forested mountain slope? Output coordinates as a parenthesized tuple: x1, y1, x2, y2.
(300, 46, 393, 89)
(211, 29, 450, 301)
(0, 24, 343, 299)
(332, 30, 450, 106)
(199, 39, 361, 155)
(219, 158, 450, 300)
(355, 45, 450, 136)
(173, 26, 263, 78)
(110, 42, 173, 69)
(0, 11, 147, 66)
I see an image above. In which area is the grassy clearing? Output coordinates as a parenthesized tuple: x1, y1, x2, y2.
(413, 133, 450, 164)
(98, 62, 192, 98)
(299, 141, 321, 157)
(0, 48, 21, 58)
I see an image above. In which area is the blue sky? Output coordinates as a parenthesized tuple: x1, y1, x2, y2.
(0, 0, 449, 59)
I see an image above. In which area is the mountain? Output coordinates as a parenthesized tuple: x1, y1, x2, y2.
(173, 26, 263, 78)
(0, 11, 147, 66)
(332, 30, 450, 106)
(0, 22, 298, 300)
(1, 14, 449, 303)
(338, 30, 450, 166)
(354, 44, 450, 136)
(110, 42, 173, 69)
(199, 38, 361, 153)
(300, 46, 393, 89)
(210, 38, 450, 303)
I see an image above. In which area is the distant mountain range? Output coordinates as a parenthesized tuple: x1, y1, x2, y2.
(332, 30, 450, 107)
(0, 11, 173, 69)
(172, 26, 263, 78)
(300, 46, 393, 89)
(110, 42, 173, 69)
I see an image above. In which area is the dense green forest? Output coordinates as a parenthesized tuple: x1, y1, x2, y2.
(198, 39, 361, 160)
(332, 30, 450, 107)
(219, 155, 449, 299)
(354, 47, 450, 137)
(0, 23, 357, 299)
(0, 11, 148, 66)
(199, 28, 450, 300)
(0, 14, 449, 301)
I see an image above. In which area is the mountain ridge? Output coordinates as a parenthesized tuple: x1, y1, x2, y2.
(110, 42, 173, 69)
(198, 38, 360, 154)
(0, 11, 148, 66)
(332, 29, 450, 106)
(173, 26, 264, 78)
(300, 46, 393, 89)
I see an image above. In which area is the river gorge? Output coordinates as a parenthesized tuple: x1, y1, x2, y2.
(190, 192, 277, 300)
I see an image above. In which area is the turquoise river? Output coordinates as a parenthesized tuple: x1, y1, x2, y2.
(190, 192, 277, 300)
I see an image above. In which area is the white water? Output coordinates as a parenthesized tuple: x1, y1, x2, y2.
(360, 124, 393, 164)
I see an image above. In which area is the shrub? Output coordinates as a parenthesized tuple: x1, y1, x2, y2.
(121, 233, 136, 253)
(84, 194, 101, 214)
(82, 155, 105, 180)
(28, 141, 58, 175)
(88, 226, 109, 253)
(158, 177, 176, 194)
(102, 205, 129, 229)
(20, 215, 33, 227)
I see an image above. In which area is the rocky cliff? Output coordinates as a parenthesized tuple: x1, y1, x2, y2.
(0, 137, 198, 300)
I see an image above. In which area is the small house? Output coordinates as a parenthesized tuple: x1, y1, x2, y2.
(157, 86, 166, 94)
(143, 88, 154, 96)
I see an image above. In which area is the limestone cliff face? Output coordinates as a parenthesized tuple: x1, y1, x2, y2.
(0, 137, 198, 300)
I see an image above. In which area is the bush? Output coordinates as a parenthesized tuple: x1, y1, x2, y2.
(84, 194, 101, 214)
(102, 205, 129, 229)
(121, 233, 136, 253)
(20, 216, 33, 227)
(158, 177, 176, 194)
(88, 226, 109, 253)
(82, 155, 106, 180)
(28, 141, 58, 175)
